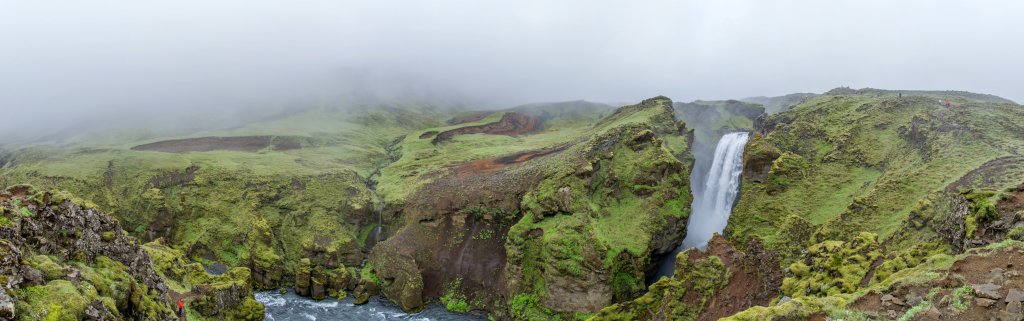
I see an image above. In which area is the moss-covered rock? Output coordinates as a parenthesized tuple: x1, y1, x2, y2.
(0, 187, 175, 321)
(781, 232, 882, 297)
(591, 250, 728, 321)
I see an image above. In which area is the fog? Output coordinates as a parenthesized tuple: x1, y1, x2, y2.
(2, 0, 1022, 141)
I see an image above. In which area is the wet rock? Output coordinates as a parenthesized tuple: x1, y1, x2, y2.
(881, 294, 895, 303)
(353, 278, 380, 305)
(973, 283, 1005, 300)
(310, 265, 327, 301)
(295, 258, 312, 297)
(1007, 289, 1024, 303)
(978, 298, 998, 307)
(0, 287, 14, 320)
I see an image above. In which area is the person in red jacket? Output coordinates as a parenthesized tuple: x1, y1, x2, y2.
(178, 299, 184, 317)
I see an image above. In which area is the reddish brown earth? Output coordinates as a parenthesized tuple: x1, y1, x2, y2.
(131, 136, 302, 153)
(432, 112, 541, 145)
(452, 145, 569, 176)
(693, 235, 784, 321)
(447, 111, 494, 125)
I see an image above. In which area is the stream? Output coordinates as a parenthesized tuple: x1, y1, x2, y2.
(257, 291, 485, 321)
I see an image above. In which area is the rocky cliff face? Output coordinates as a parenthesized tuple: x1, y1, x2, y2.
(0, 185, 175, 320)
(591, 235, 782, 321)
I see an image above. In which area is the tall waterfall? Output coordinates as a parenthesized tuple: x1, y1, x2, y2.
(654, 132, 749, 278)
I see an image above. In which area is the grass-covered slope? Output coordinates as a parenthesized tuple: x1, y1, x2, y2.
(717, 88, 1024, 320)
(741, 93, 819, 114)
(0, 104, 449, 296)
(728, 88, 1024, 253)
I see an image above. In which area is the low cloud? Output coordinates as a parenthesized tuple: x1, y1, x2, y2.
(1, 0, 1021, 140)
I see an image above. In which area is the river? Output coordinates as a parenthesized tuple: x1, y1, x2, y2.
(257, 291, 486, 321)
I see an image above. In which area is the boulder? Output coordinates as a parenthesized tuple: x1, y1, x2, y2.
(978, 298, 998, 308)
(1007, 289, 1024, 303)
(353, 278, 380, 305)
(972, 283, 1004, 300)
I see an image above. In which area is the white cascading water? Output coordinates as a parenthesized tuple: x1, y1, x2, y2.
(654, 132, 749, 278)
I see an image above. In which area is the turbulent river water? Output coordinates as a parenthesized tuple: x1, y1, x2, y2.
(257, 291, 485, 321)
(654, 132, 750, 278)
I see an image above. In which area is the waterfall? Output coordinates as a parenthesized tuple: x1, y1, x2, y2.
(368, 189, 384, 246)
(654, 132, 749, 278)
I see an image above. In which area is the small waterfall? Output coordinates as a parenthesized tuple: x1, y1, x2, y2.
(369, 190, 384, 245)
(654, 132, 749, 278)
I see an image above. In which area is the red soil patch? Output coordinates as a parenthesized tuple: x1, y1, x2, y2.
(452, 145, 568, 177)
(432, 112, 541, 145)
(131, 136, 302, 153)
(447, 111, 493, 125)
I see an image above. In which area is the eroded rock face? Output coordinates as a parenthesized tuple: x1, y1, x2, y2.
(0, 187, 176, 320)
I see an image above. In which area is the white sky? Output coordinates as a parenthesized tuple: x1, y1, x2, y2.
(1, 0, 1021, 136)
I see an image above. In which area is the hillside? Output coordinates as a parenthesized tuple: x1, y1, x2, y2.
(587, 89, 1024, 321)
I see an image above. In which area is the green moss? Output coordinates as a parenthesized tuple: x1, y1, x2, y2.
(767, 151, 808, 190)
(16, 281, 89, 321)
(26, 255, 65, 281)
(782, 232, 881, 297)
(591, 253, 729, 321)
(950, 285, 972, 311)
(896, 300, 930, 321)
(360, 262, 382, 286)
(963, 189, 1000, 238)
(440, 278, 470, 313)
(1008, 227, 1024, 241)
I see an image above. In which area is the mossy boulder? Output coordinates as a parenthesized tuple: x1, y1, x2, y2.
(781, 232, 882, 297)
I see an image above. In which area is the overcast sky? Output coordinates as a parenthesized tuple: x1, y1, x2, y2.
(1, 0, 1022, 138)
